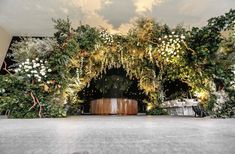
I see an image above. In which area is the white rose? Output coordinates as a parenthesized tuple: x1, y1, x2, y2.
(41, 72, 46, 76)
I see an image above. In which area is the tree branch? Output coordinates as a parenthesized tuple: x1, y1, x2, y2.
(2, 61, 12, 74)
(182, 41, 197, 54)
(29, 91, 42, 118)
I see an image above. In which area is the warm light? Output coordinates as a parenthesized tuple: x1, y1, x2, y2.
(146, 103, 154, 111)
(194, 90, 209, 103)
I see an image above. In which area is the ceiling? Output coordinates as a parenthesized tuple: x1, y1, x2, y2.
(0, 0, 234, 36)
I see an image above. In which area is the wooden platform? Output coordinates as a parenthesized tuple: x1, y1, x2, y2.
(90, 98, 138, 115)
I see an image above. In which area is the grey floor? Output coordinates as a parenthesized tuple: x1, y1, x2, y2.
(0, 116, 235, 154)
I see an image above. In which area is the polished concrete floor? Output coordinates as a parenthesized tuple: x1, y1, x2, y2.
(0, 116, 235, 154)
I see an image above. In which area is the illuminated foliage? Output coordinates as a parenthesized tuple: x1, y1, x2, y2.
(0, 9, 235, 118)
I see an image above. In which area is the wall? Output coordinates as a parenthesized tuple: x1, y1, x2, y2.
(0, 26, 12, 68)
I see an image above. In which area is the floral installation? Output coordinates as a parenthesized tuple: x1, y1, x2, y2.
(156, 32, 185, 61)
(14, 58, 52, 82)
(0, 9, 235, 118)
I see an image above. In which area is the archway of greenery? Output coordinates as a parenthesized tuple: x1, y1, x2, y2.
(73, 67, 150, 113)
(0, 10, 234, 118)
(62, 18, 206, 109)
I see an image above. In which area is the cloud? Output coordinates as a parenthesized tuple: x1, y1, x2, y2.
(133, 0, 163, 13)
(177, 0, 235, 27)
(0, 0, 235, 36)
(98, 0, 136, 28)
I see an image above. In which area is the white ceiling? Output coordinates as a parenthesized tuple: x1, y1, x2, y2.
(0, 0, 234, 36)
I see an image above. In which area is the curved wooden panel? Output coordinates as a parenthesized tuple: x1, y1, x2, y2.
(90, 98, 138, 115)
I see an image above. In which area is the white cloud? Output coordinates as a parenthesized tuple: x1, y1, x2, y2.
(116, 17, 137, 34)
(133, 0, 163, 13)
(0, 0, 234, 36)
(82, 13, 114, 32)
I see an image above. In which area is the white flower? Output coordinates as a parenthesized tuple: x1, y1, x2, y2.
(48, 69, 52, 72)
(41, 72, 46, 76)
(181, 35, 185, 39)
(38, 78, 41, 82)
(26, 59, 29, 62)
(27, 74, 31, 77)
(0, 88, 5, 93)
(36, 58, 39, 61)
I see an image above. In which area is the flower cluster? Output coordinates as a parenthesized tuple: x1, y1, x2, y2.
(10, 38, 56, 62)
(99, 29, 113, 45)
(157, 32, 185, 61)
(212, 90, 229, 113)
(15, 58, 52, 82)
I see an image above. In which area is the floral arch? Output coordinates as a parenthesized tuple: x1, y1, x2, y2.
(0, 9, 235, 118)
(62, 20, 194, 108)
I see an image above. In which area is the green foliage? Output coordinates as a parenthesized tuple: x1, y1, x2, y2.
(1, 9, 235, 118)
(0, 74, 65, 118)
(0, 75, 38, 118)
(53, 18, 71, 45)
(75, 25, 99, 51)
(94, 75, 132, 96)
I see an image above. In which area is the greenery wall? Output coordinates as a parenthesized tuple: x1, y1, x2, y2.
(0, 9, 235, 118)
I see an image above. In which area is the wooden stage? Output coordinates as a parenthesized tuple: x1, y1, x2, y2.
(90, 98, 138, 115)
